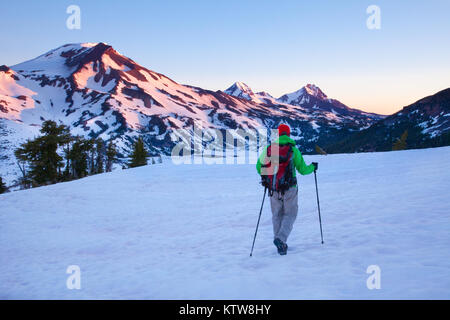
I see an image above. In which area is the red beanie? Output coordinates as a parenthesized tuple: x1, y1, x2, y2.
(278, 124, 291, 136)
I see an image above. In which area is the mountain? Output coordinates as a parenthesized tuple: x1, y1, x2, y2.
(224, 81, 261, 103)
(223, 82, 277, 105)
(325, 88, 450, 153)
(224, 82, 278, 105)
(0, 42, 383, 184)
(278, 83, 329, 103)
(277, 83, 385, 124)
(225, 82, 385, 128)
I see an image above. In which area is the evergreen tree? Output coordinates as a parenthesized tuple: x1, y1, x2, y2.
(105, 141, 117, 172)
(128, 137, 149, 168)
(393, 130, 408, 151)
(95, 138, 105, 174)
(315, 145, 328, 155)
(15, 160, 32, 189)
(66, 137, 94, 179)
(61, 135, 75, 182)
(88, 138, 96, 175)
(14, 120, 71, 186)
(0, 176, 8, 194)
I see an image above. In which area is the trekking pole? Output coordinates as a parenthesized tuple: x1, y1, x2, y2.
(314, 170, 324, 244)
(250, 187, 267, 257)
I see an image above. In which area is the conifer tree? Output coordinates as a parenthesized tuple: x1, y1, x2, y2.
(88, 138, 96, 175)
(14, 120, 71, 186)
(95, 138, 105, 174)
(393, 130, 408, 151)
(0, 176, 7, 194)
(128, 137, 149, 168)
(105, 141, 117, 172)
(315, 145, 327, 155)
(66, 137, 94, 179)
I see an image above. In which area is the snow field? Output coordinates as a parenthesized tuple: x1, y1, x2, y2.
(1, 147, 449, 299)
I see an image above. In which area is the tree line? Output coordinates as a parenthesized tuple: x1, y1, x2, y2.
(12, 120, 117, 189)
(1, 120, 155, 191)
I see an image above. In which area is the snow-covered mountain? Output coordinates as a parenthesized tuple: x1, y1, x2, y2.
(225, 82, 384, 127)
(278, 83, 329, 103)
(0, 42, 383, 184)
(224, 82, 259, 102)
(326, 88, 450, 153)
(223, 82, 278, 105)
(277, 83, 383, 121)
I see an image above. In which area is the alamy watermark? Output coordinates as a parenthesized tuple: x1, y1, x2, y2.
(169, 124, 280, 168)
(66, 265, 81, 289)
(66, 5, 81, 30)
(366, 5, 381, 30)
(366, 265, 381, 290)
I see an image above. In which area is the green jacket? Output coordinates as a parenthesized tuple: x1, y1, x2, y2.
(256, 135, 315, 177)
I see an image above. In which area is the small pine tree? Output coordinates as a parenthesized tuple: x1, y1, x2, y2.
(0, 176, 8, 194)
(128, 137, 149, 168)
(105, 141, 117, 172)
(66, 137, 94, 179)
(16, 159, 32, 189)
(315, 145, 327, 155)
(95, 138, 105, 174)
(88, 138, 96, 175)
(393, 130, 408, 151)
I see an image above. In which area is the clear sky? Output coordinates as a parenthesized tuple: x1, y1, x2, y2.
(1, 0, 449, 115)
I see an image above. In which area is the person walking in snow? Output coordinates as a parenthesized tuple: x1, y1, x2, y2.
(256, 124, 317, 255)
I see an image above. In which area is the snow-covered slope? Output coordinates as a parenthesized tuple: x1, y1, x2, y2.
(277, 83, 384, 121)
(382, 88, 450, 138)
(1, 147, 449, 299)
(223, 82, 277, 105)
(0, 43, 384, 184)
(326, 88, 450, 153)
(278, 83, 329, 103)
(224, 82, 261, 103)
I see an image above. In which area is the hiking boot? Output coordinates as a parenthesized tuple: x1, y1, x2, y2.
(273, 238, 288, 255)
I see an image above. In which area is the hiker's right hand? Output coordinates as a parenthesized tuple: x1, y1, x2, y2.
(312, 162, 318, 171)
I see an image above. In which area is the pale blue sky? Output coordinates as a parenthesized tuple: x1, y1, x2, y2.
(1, 0, 449, 114)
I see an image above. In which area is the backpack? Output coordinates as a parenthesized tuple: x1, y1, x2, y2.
(260, 143, 297, 195)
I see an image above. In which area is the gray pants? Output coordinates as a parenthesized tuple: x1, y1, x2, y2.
(270, 187, 298, 243)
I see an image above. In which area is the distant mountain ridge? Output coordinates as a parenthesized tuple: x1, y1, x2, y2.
(0, 42, 389, 184)
(325, 88, 450, 153)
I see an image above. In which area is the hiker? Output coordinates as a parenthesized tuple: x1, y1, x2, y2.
(256, 124, 318, 255)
